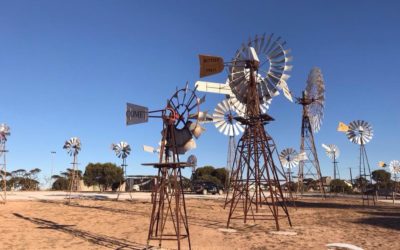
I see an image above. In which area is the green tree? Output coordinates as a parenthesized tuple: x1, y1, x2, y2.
(51, 169, 82, 191)
(83, 162, 123, 191)
(372, 169, 391, 190)
(7, 168, 41, 191)
(193, 166, 228, 186)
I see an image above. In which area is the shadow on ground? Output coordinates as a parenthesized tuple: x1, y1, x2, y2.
(13, 213, 155, 249)
(354, 209, 400, 230)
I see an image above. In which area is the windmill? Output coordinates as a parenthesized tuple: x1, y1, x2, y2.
(296, 67, 326, 197)
(279, 148, 306, 199)
(187, 154, 197, 180)
(212, 98, 244, 188)
(198, 33, 293, 231)
(322, 144, 340, 180)
(63, 137, 81, 203)
(0, 123, 10, 204)
(380, 160, 400, 204)
(111, 141, 131, 199)
(338, 120, 375, 205)
(127, 84, 206, 250)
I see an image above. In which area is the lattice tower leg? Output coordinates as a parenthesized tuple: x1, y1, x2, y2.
(225, 123, 292, 230)
(359, 144, 375, 206)
(147, 122, 191, 250)
(297, 115, 325, 197)
(67, 155, 79, 203)
(0, 147, 6, 204)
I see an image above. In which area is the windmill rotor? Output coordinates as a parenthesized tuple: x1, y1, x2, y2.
(279, 148, 300, 169)
(63, 137, 81, 156)
(228, 34, 293, 106)
(322, 144, 340, 159)
(0, 123, 10, 142)
(213, 98, 244, 137)
(303, 67, 325, 133)
(164, 86, 205, 154)
(389, 160, 400, 175)
(346, 120, 373, 145)
(112, 141, 131, 159)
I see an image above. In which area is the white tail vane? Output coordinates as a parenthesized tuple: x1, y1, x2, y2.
(296, 151, 308, 161)
(195, 81, 232, 95)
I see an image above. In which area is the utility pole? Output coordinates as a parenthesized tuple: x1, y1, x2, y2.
(349, 167, 353, 184)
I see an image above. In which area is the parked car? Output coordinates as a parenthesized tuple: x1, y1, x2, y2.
(192, 181, 224, 195)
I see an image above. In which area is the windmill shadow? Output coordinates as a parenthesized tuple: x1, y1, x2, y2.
(354, 209, 400, 230)
(13, 213, 155, 249)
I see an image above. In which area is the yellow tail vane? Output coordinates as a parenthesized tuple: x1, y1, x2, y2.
(337, 122, 349, 132)
(378, 161, 387, 167)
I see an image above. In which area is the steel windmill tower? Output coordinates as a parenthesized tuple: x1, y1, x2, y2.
(279, 148, 307, 195)
(296, 68, 326, 196)
(0, 124, 10, 204)
(111, 141, 131, 199)
(127, 85, 207, 250)
(322, 144, 340, 180)
(63, 137, 81, 203)
(212, 98, 244, 188)
(198, 34, 294, 231)
(338, 120, 375, 205)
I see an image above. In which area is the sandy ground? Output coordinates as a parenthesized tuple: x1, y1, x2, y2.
(0, 192, 399, 250)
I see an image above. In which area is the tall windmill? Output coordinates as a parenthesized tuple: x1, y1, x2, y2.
(198, 33, 294, 231)
(111, 141, 131, 199)
(338, 120, 375, 205)
(296, 67, 326, 196)
(322, 144, 340, 180)
(212, 98, 244, 188)
(63, 137, 81, 203)
(0, 123, 10, 204)
(127, 85, 206, 250)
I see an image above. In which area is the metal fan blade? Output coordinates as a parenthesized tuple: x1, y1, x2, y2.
(218, 122, 228, 134)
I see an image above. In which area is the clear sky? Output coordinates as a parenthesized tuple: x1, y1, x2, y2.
(1, 0, 399, 186)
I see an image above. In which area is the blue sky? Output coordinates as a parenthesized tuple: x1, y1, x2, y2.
(1, 1, 399, 185)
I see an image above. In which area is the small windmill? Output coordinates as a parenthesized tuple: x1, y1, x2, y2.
(212, 98, 244, 188)
(0, 123, 10, 204)
(63, 137, 81, 203)
(187, 154, 197, 180)
(322, 144, 340, 180)
(338, 120, 375, 205)
(296, 67, 326, 197)
(111, 141, 131, 199)
(380, 160, 400, 204)
(279, 148, 307, 199)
